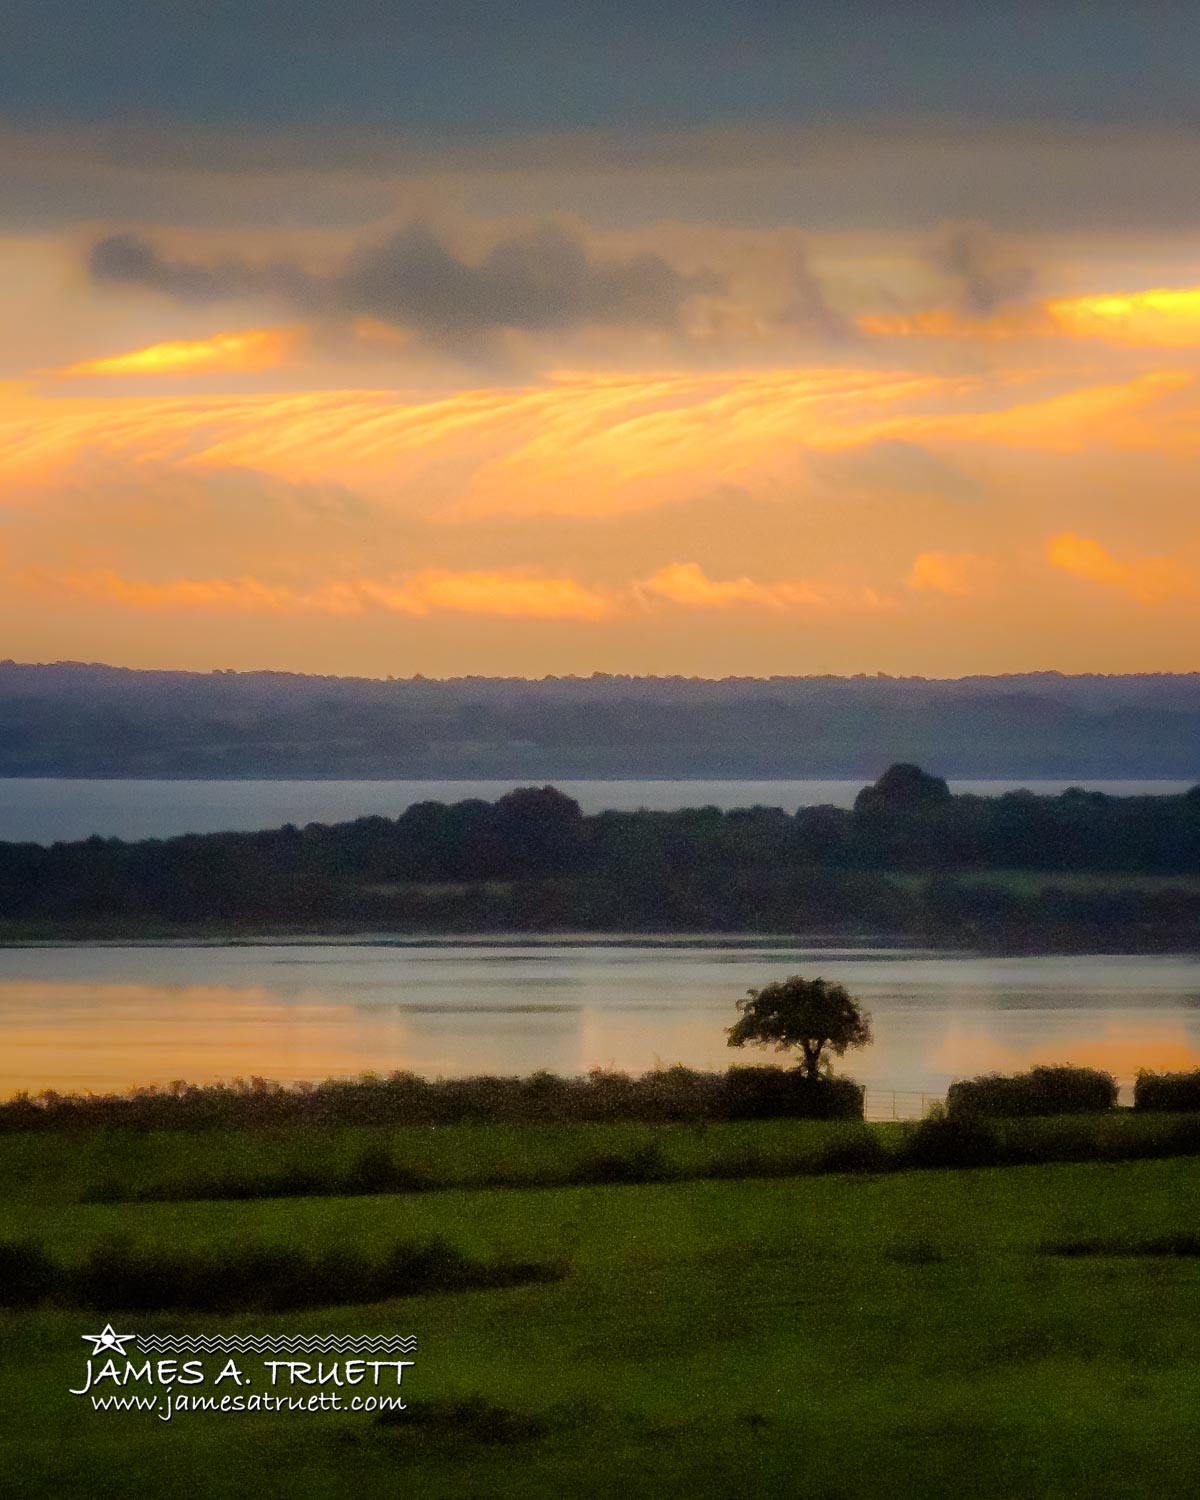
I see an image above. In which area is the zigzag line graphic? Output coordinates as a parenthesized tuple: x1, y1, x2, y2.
(134, 1335, 417, 1353)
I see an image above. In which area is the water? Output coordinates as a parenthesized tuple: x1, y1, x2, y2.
(3, 940, 1199, 1103)
(0, 778, 1192, 844)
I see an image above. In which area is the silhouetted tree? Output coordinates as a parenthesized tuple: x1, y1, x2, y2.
(489, 786, 586, 875)
(727, 975, 872, 1079)
(854, 763, 951, 812)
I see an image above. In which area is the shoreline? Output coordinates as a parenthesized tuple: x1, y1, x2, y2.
(0, 926, 1197, 955)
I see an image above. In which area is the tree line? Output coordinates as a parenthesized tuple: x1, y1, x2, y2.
(5, 660, 1200, 776)
(2, 767, 1200, 941)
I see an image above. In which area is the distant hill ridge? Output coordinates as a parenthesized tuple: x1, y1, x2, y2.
(0, 660, 1197, 778)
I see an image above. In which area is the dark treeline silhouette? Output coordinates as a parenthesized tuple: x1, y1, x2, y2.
(0, 1066, 864, 1133)
(3, 770, 1200, 943)
(5, 660, 1200, 776)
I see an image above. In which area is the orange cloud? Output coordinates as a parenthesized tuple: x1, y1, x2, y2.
(55, 568, 616, 620)
(1047, 288, 1200, 347)
(58, 328, 303, 379)
(58, 571, 364, 615)
(637, 562, 889, 612)
(6, 365, 1184, 529)
(0, 368, 958, 513)
(45, 560, 897, 621)
(856, 371, 1194, 454)
(907, 551, 990, 596)
(362, 571, 615, 620)
(863, 286, 1200, 349)
(859, 307, 1053, 341)
(1046, 532, 1194, 603)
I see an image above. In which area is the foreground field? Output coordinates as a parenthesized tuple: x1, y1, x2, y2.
(3, 1124, 1200, 1498)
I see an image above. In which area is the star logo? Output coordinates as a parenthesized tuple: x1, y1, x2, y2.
(81, 1324, 136, 1357)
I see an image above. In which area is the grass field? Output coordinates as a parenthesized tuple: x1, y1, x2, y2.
(4, 1123, 1200, 1498)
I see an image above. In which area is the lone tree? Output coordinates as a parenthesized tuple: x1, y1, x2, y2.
(727, 976, 872, 1079)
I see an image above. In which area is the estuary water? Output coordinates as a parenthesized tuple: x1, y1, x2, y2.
(0, 777, 1192, 844)
(3, 939, 1199, 1106)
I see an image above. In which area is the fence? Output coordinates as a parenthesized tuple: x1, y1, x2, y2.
(862, 1088, 944, 1122)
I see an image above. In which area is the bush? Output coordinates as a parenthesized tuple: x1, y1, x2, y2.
(1134, 1069, 1200, 1113)
(947, 1066, 1117, 1119)
(816, 1127, 892, 1173)
(564, 1143, 674, 1186)
(0, 1240, 57, 1305)
(903, 1105, 1000, 1168)
(723, 1068, 863, 1121)
(0, 1237, 565, 1312)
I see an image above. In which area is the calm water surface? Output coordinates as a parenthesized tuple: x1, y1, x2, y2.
(3, 941, 1199, 1104)
(0, 778, 1192, 843)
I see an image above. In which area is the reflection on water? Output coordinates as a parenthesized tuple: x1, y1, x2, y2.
(2, 942, 1200, 1098)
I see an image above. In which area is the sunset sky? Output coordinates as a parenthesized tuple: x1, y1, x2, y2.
(4, 3, 1200, 676)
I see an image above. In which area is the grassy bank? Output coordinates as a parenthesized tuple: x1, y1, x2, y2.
(4, 1121, 1200, 1496)
(7, 1112, 1200, 1207)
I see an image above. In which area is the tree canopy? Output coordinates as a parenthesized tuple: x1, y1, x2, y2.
(3, 769, 1200, 942)
(727, 976, 873, 1079)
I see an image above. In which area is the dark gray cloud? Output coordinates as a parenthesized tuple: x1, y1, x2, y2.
(6, 3, 1200, 142)
(89, 233, 310, 304)
(11, 121, 1200, 239)
(926, 222, 1035, 316)
(774, 253, 856, 341)
(88, 222, 719, 339)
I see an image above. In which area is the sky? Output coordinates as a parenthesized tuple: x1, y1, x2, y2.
(4, 2, 1200, 677)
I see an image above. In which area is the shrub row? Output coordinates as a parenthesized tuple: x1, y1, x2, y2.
(88, 1130, 896, 1204)
(91, 1106, 1200, 1207)
(0, 1066, 864, 1132)
(947, 1066, 1118, 1119)
(1133, 1069, 1200, 1112)
(946, 1064, 1200, 1118)
(905, 1104, 1200, 1170)
(0, 1236, 564, 1312)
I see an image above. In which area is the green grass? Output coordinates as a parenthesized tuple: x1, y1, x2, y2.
(6, 1112, 1200, 1208)
(4, 1125, 1200, 1497)
(1, 1119, 904, 1204)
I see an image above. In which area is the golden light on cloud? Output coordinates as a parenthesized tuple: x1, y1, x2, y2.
(862, 285, 1200, 349)
(3, 346, 1200, 672)
(858, 308, 1052, 341)
(60, 571, 364, 615)
(0, 367, 964, 514)
(364, 571, 615, 620)
(58, 328, 303, 379)
(922, 371, 1193, 452)
(1046, 532, 1194, 603)
(1047, 288, 1200, 347)
(10, 361, 1149, 524)
(637, 562, 890, 612)
(47, 561, 897, 620)
(638, 563, 786, 608)
(56, 568, 616, 620)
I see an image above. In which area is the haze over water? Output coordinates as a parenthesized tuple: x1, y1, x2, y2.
(3, 941, 1199, 1109)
